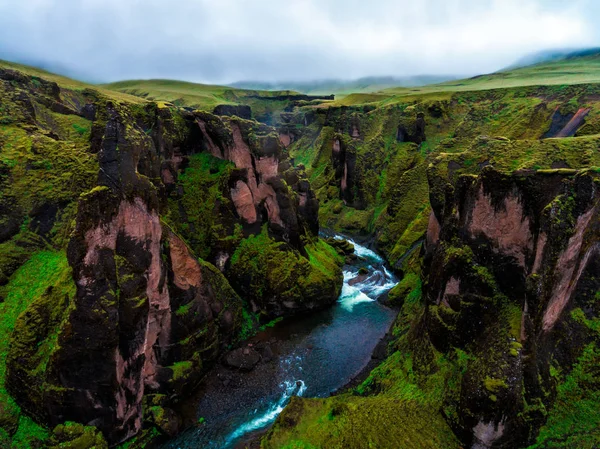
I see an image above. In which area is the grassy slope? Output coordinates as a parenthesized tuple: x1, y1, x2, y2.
(330, 52, 600, 106)
(103, 79, 303, 109)
(265, 53, 600, 448)
(0, 59, 144, 104)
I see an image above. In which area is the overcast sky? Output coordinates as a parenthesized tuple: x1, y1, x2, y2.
(0, 0, 598, 84)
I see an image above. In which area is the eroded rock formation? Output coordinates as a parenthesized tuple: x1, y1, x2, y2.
(424, 167, 600, 447)
(4, 85, 340, 445)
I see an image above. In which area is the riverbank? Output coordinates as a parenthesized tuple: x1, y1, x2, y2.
(161, 234, 399, 448)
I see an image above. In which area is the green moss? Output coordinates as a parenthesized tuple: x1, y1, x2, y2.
(164, 152, 234, 260)
(336, 208, 374, 233)
(80, 185, 109, 197)
(387, 273, 420, 308)
(0, 124, 97, 209)
(264, 395, 460, 449)
(11, 415, 50, 449)
(259, 317, 284, 331)
(0, 252, 73, 442)
(484, 377, 508, 393)
(571, 308, 600, 333)
(49, 421, 107, 449)
(228, 228, 342, 314)
(529, 343, 600, 448)
(279, 441, 318, 449)
(505, 304, 523, 340)
(169, 361, 194, 382)
(238, 308, 260, 341)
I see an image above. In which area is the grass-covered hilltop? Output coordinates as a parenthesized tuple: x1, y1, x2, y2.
(0, 47, 599, 449)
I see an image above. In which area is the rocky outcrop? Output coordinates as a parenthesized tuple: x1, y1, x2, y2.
(3, 71, 341, 445)
(423, 166, 600, 447)
(396, 112, 426, 144)
(7, 104, 246, 444)
(543, 106, 591, 138)
(331, 134, 360, 207)
(213, 104, 252, 120)
(194, 112, 320, 249)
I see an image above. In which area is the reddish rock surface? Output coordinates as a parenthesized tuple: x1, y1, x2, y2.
(423, 166, 600, 447)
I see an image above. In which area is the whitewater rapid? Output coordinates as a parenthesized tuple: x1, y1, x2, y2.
(222, 236, 397, 445)
(166, 234, 398, 449)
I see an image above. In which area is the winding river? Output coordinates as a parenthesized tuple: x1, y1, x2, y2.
(164, 235, 398, 449)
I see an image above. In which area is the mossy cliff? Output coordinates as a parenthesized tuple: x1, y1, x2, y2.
(283, 84, 600, 273)
(423, 167, 600, 447)
(0, 65, 342, 446)
(260, 83, 600, 449)
(264, 167, 600, 448)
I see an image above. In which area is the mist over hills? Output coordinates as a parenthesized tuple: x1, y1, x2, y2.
(504, 47, 600, 71)
(229, 75, 460, 95)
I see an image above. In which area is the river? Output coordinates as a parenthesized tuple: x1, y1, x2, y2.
(163, 235, 398, 449)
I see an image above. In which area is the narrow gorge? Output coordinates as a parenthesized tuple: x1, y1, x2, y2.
(0, 46, 599, 449)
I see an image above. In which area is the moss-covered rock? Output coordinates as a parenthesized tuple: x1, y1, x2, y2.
(421, 168, 600, 447)
(145, 406, 180, 438)
(49, 422, 108, 449)
(228, 228, 343, 317)
(0, 62, 343, 446)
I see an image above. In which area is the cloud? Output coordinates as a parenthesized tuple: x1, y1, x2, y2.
(0, 0, 595, 83)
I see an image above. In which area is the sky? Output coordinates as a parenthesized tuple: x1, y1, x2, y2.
(0, 0, 598, 84)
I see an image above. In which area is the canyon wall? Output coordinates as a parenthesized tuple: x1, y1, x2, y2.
(424, 166, 599, 447)
(0, 70, 341, 445)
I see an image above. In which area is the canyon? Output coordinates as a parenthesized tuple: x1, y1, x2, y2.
(0, 52, 599, 449)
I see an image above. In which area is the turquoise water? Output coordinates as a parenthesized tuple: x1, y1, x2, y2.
(164, 235, 397, 449)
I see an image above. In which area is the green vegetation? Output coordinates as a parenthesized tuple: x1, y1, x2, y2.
(264, 395, 461, 449)
(49, 421, 108, 449)
(228, 228, 343, 315)
(529, 344, 600, 448)
(103, 78, 313, 122)
(103, 78, 299, 109)
(0, 59, 144, 103)
(334, 51, 600, 103)
(165, 152, 236, 260)
(0, 252, 72, 448)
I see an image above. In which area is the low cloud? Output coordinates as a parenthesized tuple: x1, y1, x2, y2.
(0, 0, 596, 84)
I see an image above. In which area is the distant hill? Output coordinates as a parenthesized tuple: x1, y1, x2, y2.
(102, 78, 336, 123)
(0, 59, 143, 103)
(102, 79, 308, 110)
(372, 48, 600, 104)
(230, 75, 459, 95)
(505, 47, 600, 71)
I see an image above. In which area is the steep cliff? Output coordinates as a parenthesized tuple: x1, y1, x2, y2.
(424, 167, 600, 447)
(0, 65, 342, 446)
(264, 166, 600, 449)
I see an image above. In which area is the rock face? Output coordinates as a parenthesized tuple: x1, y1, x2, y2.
(423, 167, 600, 447)
(213, 104, 252, 120)
(321, 107, 425, 210)
(7, 103, 245, 444)
(193, 112, 320, 248)
(3, 78, 340, 445)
